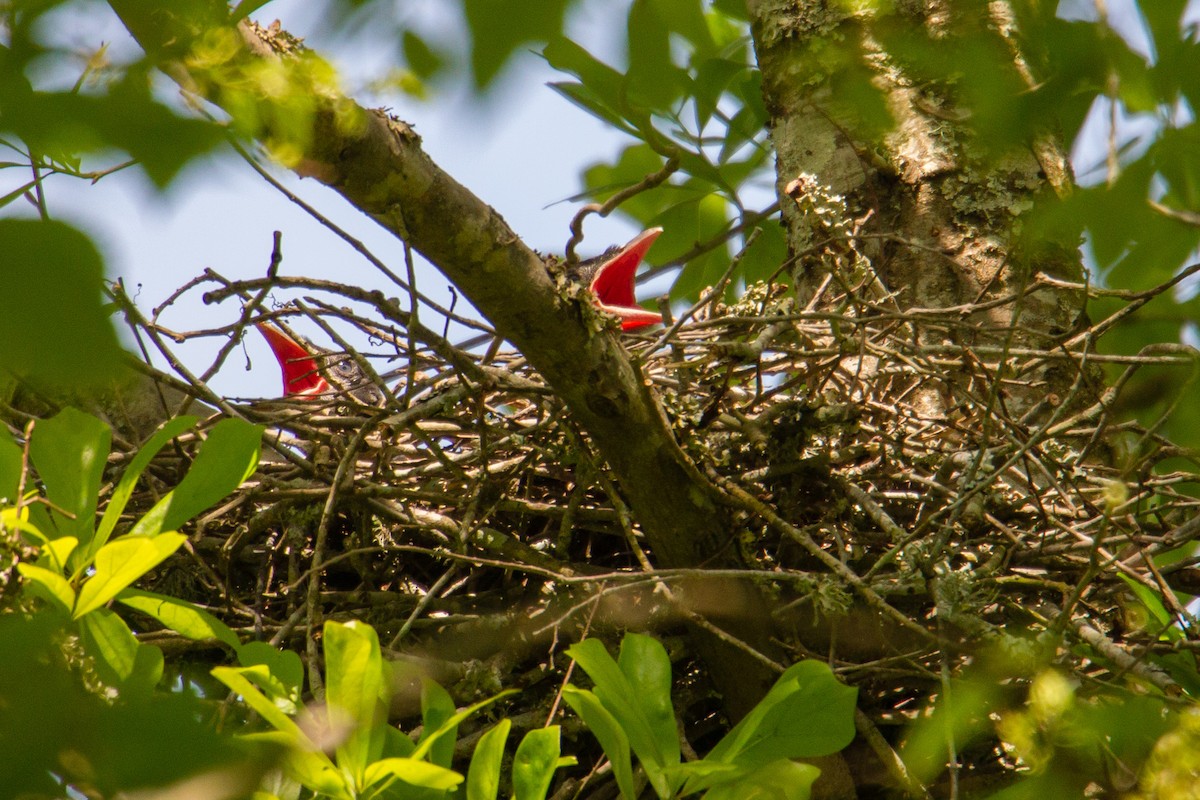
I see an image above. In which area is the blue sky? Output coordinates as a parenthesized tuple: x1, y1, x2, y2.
(6, 0, 1189, 397)
(27, 0, 648, 399)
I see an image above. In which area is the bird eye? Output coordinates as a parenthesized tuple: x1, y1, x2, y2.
(335, 360, 356, 375)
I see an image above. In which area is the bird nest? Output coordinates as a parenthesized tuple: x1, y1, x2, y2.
(26, 259, 1200, 776)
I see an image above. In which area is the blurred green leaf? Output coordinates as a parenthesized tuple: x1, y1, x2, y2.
(74, 533, 186, 617)
(464, 0, 572, 87)
(16, 562, 76, 613)
(79, 606, 162, 693)
(627, 0, 685, 110)
(0, 68, 222, 187)
(29, 408, 111, 548)
(118, 587, 241, 649)
(237, 640, 305, 709)
(213, 665, 315, 745)
(362, 758, 464, 794)
(693, 57, 750, 130)
(232, 0, 273, 22)
(0, 221, 124, 395)
(92, 415, 199, 559)
(421, 678, 458, 769)
(0, 611, 265, 797)
(467, 718, 511, 800)
(0, 432, 23, 504)
(512, 726, 574, 800)
(325, 620, 387, 785)
(403, 31, 445, 80)
(656, 193, 730, 300)
(130, 417, 261, 537)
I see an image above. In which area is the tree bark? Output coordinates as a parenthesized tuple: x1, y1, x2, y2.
(746, 0, 1095, 417)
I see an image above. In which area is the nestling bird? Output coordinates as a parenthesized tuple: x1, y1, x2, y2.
(256, 322, 385, 406)
(565, 227, 664, 330)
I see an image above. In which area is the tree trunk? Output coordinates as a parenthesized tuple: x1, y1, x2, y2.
(747, 0, 1096, 416)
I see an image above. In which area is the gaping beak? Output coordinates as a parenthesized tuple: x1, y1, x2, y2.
(588, 227, 664, 331)
(256, 322, 331, 397)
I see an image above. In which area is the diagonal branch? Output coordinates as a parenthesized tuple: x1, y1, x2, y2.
(106, 4, 782, 713)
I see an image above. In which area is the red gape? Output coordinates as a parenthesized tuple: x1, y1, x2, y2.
(255, 323, 331, 397)
(578, 227, 664, 330)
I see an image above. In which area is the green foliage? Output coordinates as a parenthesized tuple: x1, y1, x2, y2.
(212, 618, 577, 800)
(564, 633, 855, 799)
(542, 0, 778, 294)
(463, 0, 572, 88)
(11, 407, 260, 693)
(901, 640, 1180, 796)
(0, 220, 124, 391)
(0, 610, 267, 798)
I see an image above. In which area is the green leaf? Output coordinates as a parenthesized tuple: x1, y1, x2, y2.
(29, 533, 78, 574)
(16, 563, 75, 612)
(232, 0, 273, 22)
(420, 678, 457, 769)
(213, 665, 316, 745)
(92, 415, 198, 558)
(543, 37, 627, 116)
(325, 620, 387, 785)
(703, 759, 819, 800)
(79, 606, 162, 692)
(74, 533, 186, 618)
(411, 689, 520, 762)
(362, 757, 464, 794)
(231, 657, 302, 716)
(617, 634, 680, 768)
(130, 418, 261, 537)
(561, 687, 636, 800)
(29, 407, 111, 548)
(464, 0, 571, 87)
(0, 219, 122, 394)
(692, 57, 749, 130)
(703, 660, 857, 769)
(237, 640, 305, 710)
(627, 0, 684, 110)
(403, 32, 445, 80)
(567, 637, 672, 792)
(117, 588, 240, 648)
(512, 726, 574, 800)
(650, 0, 716, 57)
(547, 81, 639, 136)
(711, 0, 749, 20)
(467, 718, 511, 800)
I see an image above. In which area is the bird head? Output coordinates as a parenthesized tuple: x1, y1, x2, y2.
(256, 322, 384, 406)
(570, 227, 664, 331)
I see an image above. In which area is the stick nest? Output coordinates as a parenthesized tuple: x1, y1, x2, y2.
(15, 259, 1200, 783)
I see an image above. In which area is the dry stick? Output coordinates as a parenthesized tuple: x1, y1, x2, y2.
(108, 285, 246, 422)
(1038, 602, 1178, 694)
(388, 567, 457, 649)
(562, 156, 679, 265)
(227, 136, 490, 334)
(854, 710, 932, 800)
(304, 415, 373, 701)
(638, 201, 781, 284)
(707, 469, 936, 644)
(647, 228, 761, 356)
